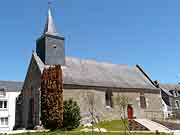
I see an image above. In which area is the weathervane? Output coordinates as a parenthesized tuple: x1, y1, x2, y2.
(48, 0, 53, 9)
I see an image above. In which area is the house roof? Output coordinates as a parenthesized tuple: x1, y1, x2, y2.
(160, 84, 180, 91)
(34, 52, 158, 90)
(0, 80, 23, 92)
(159, 84, 180, 96)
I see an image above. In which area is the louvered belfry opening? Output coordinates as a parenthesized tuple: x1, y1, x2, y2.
(41, 65, 63, 128)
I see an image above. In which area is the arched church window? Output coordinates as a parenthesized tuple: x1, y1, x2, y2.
(140, 92, 146, 109)
(105, 90, 113, 108)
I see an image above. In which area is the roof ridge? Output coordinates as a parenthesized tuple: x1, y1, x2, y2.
(135, 65, 156, 87)
(66, 56, 129, 67)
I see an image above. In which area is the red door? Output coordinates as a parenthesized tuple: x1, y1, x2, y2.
(127, 105, 133, 119)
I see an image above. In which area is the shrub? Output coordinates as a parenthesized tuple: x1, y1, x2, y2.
(62, 98, 81, 130)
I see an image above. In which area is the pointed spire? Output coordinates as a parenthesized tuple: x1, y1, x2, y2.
(43, 5, 58, 35)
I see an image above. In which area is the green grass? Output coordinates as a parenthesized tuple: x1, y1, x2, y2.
(93, 120, 126, 131)
(14, 131, 170, 135)
(12, 120, 170, 135)
(73, 120, 127, 131)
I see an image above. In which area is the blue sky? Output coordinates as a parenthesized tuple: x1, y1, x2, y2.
(0, 0, 180, 83)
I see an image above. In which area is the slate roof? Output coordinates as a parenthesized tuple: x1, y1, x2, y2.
(62, 58, 158, 90)
(33, 52, 157, 90)
(0, 80, 23, 92)
(44, 8, 57, 35)
(43, 8, 63, 37)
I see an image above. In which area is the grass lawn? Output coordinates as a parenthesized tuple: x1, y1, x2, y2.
(94, 120, 127, 131)
(13, 120, 170, 135)
(74, 120, 127, 131)
(14, 132, 170, 135)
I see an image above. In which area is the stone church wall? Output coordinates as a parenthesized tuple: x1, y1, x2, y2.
(63, 88, 163, 122)
(112, 92, 163, 119)
(21, 55, 41, 129)
(63, 88, 118, 123)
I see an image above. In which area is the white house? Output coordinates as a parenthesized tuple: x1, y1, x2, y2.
(160, 84, 180, 119)
(0, 81, 23, 133)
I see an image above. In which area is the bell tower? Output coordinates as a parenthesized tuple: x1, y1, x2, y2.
(36, 5, 65, 65)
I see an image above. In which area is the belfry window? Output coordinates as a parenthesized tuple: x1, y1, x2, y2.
(105, 90, 113, 107)
(140, 92, 146, 109)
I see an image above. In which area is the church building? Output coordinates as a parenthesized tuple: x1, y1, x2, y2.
(15, 7, 163, 129)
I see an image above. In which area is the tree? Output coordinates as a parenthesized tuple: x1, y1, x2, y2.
(62, 98, 81, 130)
(86, 92, 95, 135)
(85, 92, 103, 135)
(114, 94, 130, 135)
(41, 66, 63, 131)
(115, 95, 129, 119)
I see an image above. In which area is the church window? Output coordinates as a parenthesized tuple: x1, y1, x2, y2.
(140, 92, 146, 109)
(105, 90, 113, 107)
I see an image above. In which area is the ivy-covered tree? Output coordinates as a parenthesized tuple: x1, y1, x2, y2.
(41, 66, 81, 131)
(62, 98, 81, 130)
(41, 66, 63, 131)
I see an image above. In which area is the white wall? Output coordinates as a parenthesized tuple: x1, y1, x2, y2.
(0, 92, 20, 133)
(162, 100, 172, 119)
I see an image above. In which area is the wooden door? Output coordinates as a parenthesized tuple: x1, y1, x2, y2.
(127, 105, 133, 119)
